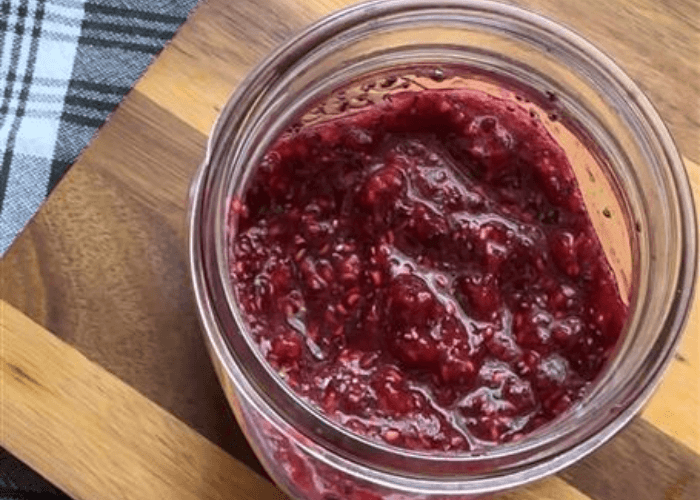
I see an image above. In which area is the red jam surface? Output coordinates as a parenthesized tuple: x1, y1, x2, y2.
(229, 85, 628, 450)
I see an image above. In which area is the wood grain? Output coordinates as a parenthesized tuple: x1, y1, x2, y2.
(1, 0, 699, 498)
(497, 479, 591, 500)
(561, 419, 700, 500)
(0, 301, 286, 500)
(0, 97, 263, 473)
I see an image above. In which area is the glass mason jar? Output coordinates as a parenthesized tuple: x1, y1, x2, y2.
(188, 1, 697, 498)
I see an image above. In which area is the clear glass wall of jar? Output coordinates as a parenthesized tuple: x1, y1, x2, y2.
(188, 1, 697, 498)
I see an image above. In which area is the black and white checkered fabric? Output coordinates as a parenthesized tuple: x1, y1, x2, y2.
(0, 0, 198, 254)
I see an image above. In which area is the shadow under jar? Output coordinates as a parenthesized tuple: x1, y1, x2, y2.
(188, 1, 697, 499)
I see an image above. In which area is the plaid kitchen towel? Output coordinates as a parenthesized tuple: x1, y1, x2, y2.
(0, 0, 199, 496)
(0, 0, 199, 254)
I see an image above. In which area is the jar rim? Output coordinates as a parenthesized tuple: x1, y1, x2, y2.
(189, 0, 697, 493)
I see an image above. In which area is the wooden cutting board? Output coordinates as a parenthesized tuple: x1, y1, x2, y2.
(1, 0, 699, 499)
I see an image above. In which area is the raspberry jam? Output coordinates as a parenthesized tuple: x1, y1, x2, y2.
(229, 79, 628, 450)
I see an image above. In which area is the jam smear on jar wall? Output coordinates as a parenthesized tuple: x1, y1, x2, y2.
(228, 72, 629, 452)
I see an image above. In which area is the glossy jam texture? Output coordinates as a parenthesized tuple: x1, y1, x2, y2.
(229, 86, 628, 450)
